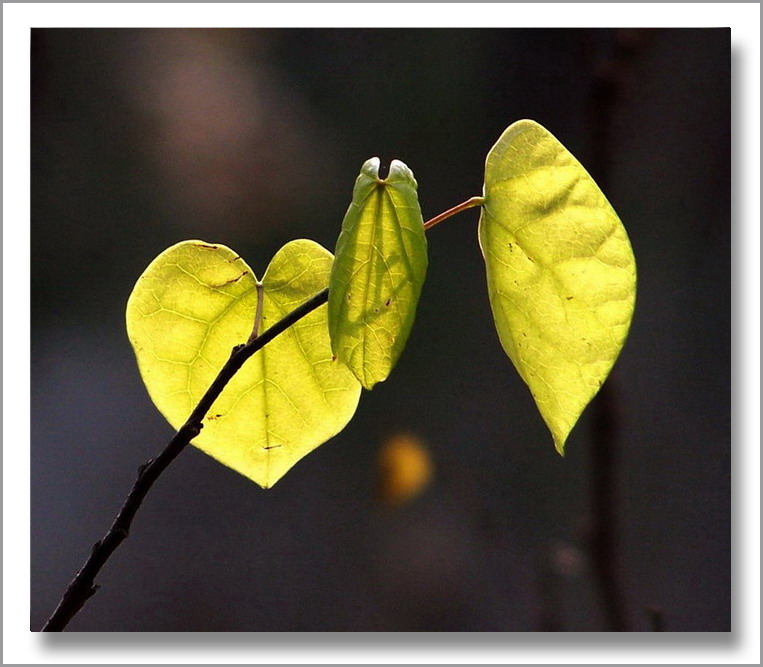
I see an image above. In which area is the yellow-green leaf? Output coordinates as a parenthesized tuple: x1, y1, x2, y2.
(126, 239, 362, 488)
(328, 157, 428, 389)
(478, 120, 637, 453)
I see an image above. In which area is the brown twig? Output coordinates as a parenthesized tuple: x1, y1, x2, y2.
(42, 190, 482, 631)
(42, 287, 330, 631)
(423, 196, 484, 231)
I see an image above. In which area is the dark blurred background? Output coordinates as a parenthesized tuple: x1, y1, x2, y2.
(31, 28, 730, 632)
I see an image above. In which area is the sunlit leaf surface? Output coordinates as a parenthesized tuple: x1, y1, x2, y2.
(479, 120, 637, 453)
(126, 239, 361, 487)
(328, 158, 428, 389)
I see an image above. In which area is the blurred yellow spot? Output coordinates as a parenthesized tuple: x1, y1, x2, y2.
(376, 432, 433, 507)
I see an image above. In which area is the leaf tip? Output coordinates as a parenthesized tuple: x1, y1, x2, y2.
(386, 159, 417, 188)
(554, 438, 567, 457)
(549, 418, 574, 456)
(359, 369, 381, 391)
(360, 156, 381, 180)
(358, 156, 417, 189)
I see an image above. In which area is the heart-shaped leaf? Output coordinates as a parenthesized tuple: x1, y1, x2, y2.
(479, 120, 637, 454)
(328, 157, 428, 389)
(126, 239, 362, 487)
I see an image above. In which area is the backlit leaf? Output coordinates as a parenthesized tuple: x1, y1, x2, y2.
(478, 120, 636, 453)
(328, 158, 428, 389)
(126, 239, 362, 488)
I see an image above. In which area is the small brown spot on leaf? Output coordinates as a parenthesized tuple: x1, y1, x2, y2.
(331, 354, 337, 361)
(196, 243, 219, 250)
(566, 296, 574, 300)
(213, 270, 247, 287)
(385, 298, 391, 307)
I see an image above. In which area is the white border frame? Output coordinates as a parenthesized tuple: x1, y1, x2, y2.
(4, 3, 759, 664)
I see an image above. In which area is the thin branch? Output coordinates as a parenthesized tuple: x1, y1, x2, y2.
(423, 195, 484, 231)
(42, 287, 329, 632)
(42, 190, 482, 632)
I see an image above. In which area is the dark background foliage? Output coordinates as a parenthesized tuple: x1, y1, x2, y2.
(31, 28, 730, 631)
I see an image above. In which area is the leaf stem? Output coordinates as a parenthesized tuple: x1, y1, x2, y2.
(42, 287, 330, 631)
(247, 281, 265, 343)
(423, 195, 484, 231)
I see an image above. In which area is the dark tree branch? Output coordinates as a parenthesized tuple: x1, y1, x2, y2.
(646, 605, 665, 631)
(589, 383, 629, 631)
(582, 28, 653, 632)
(42, 192, 479, 632)
(42, 287, 330, 632)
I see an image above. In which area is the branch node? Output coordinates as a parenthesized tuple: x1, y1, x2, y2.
(181, 423, 201, 438)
